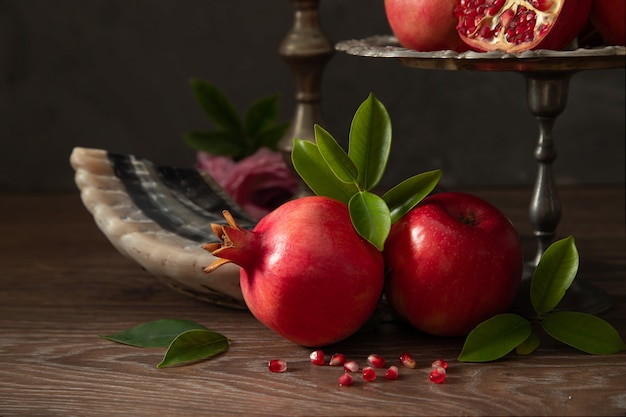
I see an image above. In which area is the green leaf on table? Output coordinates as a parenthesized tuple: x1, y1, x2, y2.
(190, 79, 242, 132)
(100, 319, 208, 348)
(515, 329, 541, 355)
(382, 169, 442, 224)
(157, 329, 230, 368)
(348, 93, 391, 191)
(292, 139, 359, 204)
(541, 311, 626, 355)
(458, 313, 531, 362)
(348, 191, 391, 251)
(316, 125, 359, 184)
(531, 236, 579, 316)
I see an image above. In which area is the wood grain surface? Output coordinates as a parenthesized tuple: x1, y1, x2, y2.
(1, 188, 624, 416)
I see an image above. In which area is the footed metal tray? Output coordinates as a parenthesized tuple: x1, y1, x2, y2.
(336, 35, 626, 72)
(70, 147, 255, 309)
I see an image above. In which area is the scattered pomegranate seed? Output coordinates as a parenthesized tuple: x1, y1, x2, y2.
(367, 353, 386, 368)
(309, 349, 325, 366)
(338, 373, 354, 387)
(362, 366, 377, 382)
(329, 353, 346, 366)
(384, 365, 399, 380)
(429, 366, 446, 384)
(431, 358, 448, 370)
(399, 352, 417, 368)
(268, 359, 287, 373)
(343, 360, 360, 373)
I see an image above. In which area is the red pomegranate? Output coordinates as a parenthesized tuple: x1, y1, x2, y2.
(384, 0, 469, 51)
(203, 196, 385, 347)
(590, 0, 626, 46)
(454, 0, 593, 53)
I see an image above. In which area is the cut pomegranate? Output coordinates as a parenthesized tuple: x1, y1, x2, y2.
(362, 366, 377, 382)
(338, 373, 354, 386)
(429, 366, 447, 384)
(367, 353, 386, 369)
(268, 359, 288, 373)
(385, 365, 399, 380)
(454, 0, 593, 52)
(310, 350, 325, 366)
(329, 353, 346, 366)
(399, 352, 417, 368)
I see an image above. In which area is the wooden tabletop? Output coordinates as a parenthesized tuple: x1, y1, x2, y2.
(1, 187, 625, 416)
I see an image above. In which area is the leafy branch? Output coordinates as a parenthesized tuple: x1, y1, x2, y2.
(184, 79, 289, 160)
(458, 236, 626, 362)
(292, 93, 441, 250)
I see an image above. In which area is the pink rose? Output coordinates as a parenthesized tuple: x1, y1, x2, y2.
(197, 148, 299, 220)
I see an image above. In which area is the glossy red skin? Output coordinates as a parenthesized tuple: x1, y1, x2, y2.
(219, 196, 385, 347)
(385, 0, 469, 51)
(456, 0, 593, 53)
(384, 192, 523, 337)
(590, 0, 626, 45)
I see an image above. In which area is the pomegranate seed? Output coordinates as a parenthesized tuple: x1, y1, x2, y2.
(362, 366, 377, 382)
(431, 358, 449, 370)
(429, 366, 447, 384)
(268, 359, 287, 373)
(329, 353, 346, 366)
(399, 352, 416, 369)
(343, 360, 359, 373)
(309, 349, 325, 366)
(367, 353, 386, 368)
(501, 8, 515, 30)
(338, 373, 353, 387)
(385, 365, 399, 380)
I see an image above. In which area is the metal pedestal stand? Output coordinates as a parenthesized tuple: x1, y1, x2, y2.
(337, 37, 625, 315)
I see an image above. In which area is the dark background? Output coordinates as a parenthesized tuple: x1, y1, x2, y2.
(1, 0, 624, 192)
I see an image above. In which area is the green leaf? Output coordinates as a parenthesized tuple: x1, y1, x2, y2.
(458, 314, 531, 362)
(542, 311, 626, 355)
(253, 122, 290, 152)
(531, 236, 579, 316)
(190, 79, 242, 132)
(291, 139, 359, 204)
(348, 191, 391, 251)
(184, 131, 246, 158)
(516, 329, 541, 355)
(382, 169, 442, 224)
(348, 93, 391, 191)
(315, 125, 359, 184)
(100, 319, 208, 348)
(157, 329, 230, 368)
(244, 94, 280, 139)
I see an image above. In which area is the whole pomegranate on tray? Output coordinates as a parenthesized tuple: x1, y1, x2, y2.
(384, 0, 469, 51)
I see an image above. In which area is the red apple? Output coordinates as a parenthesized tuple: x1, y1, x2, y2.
(383, 192, 523, 337)
(384, 0, 469, 52)
(589, 0, 626, 46)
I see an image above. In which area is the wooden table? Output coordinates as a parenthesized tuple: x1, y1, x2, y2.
(1, 188, 625, 416)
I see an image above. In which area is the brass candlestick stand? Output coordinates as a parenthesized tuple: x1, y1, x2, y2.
(278, 0, 334, 172)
